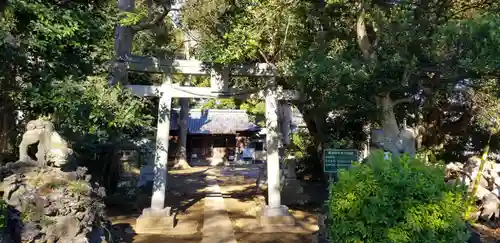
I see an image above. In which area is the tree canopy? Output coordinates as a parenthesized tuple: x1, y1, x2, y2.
(183, 0, 500, 162)
(0, 0, 499, 175)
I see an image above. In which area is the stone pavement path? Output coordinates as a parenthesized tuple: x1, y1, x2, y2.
(201, 169, 238, 243)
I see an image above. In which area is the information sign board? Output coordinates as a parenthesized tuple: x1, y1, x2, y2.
(323, 149, 358, 173)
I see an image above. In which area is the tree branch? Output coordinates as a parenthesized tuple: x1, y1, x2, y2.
(356, 10, 375, 61)
(258, 49, 278, 70)
(132, 2, 171, 32)
(393, 97, 412, 106)
(271, 15, 291, 63)
(132, 10, 169, 32)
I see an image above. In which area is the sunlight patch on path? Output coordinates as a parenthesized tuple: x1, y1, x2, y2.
(201, 169, 238, 243)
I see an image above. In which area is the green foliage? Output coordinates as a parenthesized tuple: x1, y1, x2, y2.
(240, 99, 265, 126)
(435, 12, 500, 74)
(44, 179, 68, 190)
(470, 79, 500, 135)
(68, 180, 90, 195)
(290, 130, 324, 179)
(22, 76, 154, 147)
(0, 200, 7, 229)
(119, 10, 148, 26)
(291, 130, 314, 159)
(184, 0, 500, 161)
(329, 151, 468, 243)
(415, 149, 444, 164)
(183, 0, 303, 64)
(0, 0, 160, 191)
(201, 98, 238, 109)
(0, 0, 131, 145)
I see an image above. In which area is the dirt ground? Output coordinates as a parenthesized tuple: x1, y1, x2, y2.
(215, 166, 320, 243)
(470, 223, 500, 243)
(107, 166, 208, 243)
(106, 165, 324, 243)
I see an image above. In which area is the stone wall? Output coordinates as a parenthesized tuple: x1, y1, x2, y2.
(446, 157, 500, 223)
(0, 161, 110, 243)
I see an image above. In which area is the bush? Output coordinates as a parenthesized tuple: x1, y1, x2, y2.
(0, 200, 6, 229)
(328, 151, 468, 243)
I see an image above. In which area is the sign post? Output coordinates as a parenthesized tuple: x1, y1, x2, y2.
(322, 149, 358, 243)
(322, 148, 358, 202)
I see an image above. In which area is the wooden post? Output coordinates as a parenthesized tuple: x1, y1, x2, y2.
(151, 77, 172, 211)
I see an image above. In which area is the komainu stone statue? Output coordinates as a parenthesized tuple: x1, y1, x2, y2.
(19, 119, 70, 167)
(371, 125, 417, 158)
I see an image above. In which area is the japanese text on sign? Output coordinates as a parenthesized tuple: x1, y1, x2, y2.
(323, 149, 358, 173)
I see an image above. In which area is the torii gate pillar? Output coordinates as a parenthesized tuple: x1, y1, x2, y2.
(257, 80, 296, 228)
(135, 77, 176, 234)
(120, 57, 300, 231)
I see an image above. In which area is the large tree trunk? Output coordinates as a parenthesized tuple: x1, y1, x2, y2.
(361, 122, 371, 159)
(172, 31, 192, 170)
(110, 0, 135, 85)
(0, 71, 18, 155)
(374, 92, 415, 157)
(297, 105, 327, 170)
(0, 106, 15, 153)
(173, 97, 191, 169)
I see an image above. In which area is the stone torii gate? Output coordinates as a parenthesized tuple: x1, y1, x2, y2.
(120, 56, 300, 233)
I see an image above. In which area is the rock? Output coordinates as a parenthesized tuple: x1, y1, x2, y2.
(0, 164, 110, 242)
(75, 167, 88, 179)
(6, 185, 26, 209)
(52, 216, 80, 239)
(21, 222, 41, 242)
(480, 193, 500, 220)
(472, 185, 492, 199)
(44, 204, 58, 216)
(447, 157, 500, 223)
(65, 172, 78, 181)
(71, 234, 90, 243)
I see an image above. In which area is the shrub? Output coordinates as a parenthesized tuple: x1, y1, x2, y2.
(328, 151, 468, 243)
(68, 180, 90, 195)
(0, 200, 7, 229)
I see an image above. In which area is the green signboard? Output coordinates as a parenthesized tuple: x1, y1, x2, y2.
(323, 149, 358, 173)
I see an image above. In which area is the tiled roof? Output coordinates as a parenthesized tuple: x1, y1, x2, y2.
(170, 109, 260, 134)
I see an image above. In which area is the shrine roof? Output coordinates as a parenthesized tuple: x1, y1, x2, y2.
(170, 109, 260, 134)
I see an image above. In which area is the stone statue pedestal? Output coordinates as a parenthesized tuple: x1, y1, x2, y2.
(281, 159, 307, 205)
(281, 178, 307, 205)
(135, 207, 175, 234)
(257, 205, 295, 228)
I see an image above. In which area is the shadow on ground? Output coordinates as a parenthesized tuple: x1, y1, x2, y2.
(105, 164, 328, 243)
(214, 166, 324, 242)
(106, 166, 208, 243)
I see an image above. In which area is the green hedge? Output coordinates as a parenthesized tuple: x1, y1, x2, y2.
(328, 151, 468, 243)
(0, 200, 6, 229)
